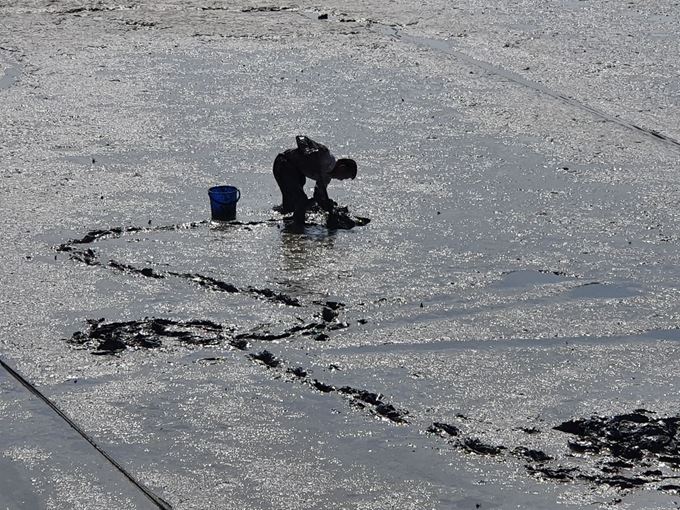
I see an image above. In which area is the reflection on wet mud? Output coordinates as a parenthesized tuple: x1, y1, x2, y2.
(279, 228, 336, 273)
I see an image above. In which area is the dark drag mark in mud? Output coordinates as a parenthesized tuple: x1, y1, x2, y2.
(241, 348, 409, 424)
(66, 301, 353, 355)
(54, 218, 680, 496)
(55, 220, 303, 306)
(56, 216, 369, 306)
(427, 410, 680, 494)
(234, 303, 349, 342)
(65, 316, 408, 424)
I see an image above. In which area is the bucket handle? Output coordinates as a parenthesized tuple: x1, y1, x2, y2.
(211, 188, 240, 204)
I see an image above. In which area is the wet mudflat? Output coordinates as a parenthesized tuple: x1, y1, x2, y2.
(2, 1, 680, 509)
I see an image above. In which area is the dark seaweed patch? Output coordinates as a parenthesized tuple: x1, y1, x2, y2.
(67, 318, 228, 354)
(554, 411, 680, 464)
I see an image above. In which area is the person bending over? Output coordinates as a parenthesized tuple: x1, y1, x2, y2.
(273, 135, 357, 224)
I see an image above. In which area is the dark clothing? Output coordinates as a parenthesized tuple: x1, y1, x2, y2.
(273, 152, 308, 221)
(273, 137, 337, 222)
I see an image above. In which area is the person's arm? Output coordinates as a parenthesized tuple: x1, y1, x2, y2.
(313, 178, 336, 212)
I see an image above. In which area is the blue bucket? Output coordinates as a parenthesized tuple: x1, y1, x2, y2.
(208, 185, 240, 221)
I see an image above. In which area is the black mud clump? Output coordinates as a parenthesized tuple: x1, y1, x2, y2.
(513, 447, 553, 462)
(326, 207, 371, 230)
(67, 318, 228, 354)
(287, 367, 307, 378)
(247, 286, 301, 307)
(311, 379, 335, 393)
(56, 245, 100, 266)
(321, 306, 338, 322)
(526, 465, 577, 482)
(459, 438, 506, 456)
(241, 6, 292, 12)
(427, 422, 460, 438)
(110, 260, 165, 279)
(234, 320, 329, 343)
(337, 386, 408, 424)
(520, 410, 680, 491)
(228, 338, 249, 350)
(313, 300, 345, 310)
(168, 272, 239, 293)
(249, 350, 281, 368)
(554, 411, 680, 464)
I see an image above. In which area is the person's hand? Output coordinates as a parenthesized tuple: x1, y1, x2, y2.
(318, 198, 336, 213)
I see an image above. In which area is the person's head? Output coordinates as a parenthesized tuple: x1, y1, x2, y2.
(331, 158, 357, 180)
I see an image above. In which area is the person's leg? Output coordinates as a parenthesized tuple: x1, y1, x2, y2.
(273, 153, 307, 213)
